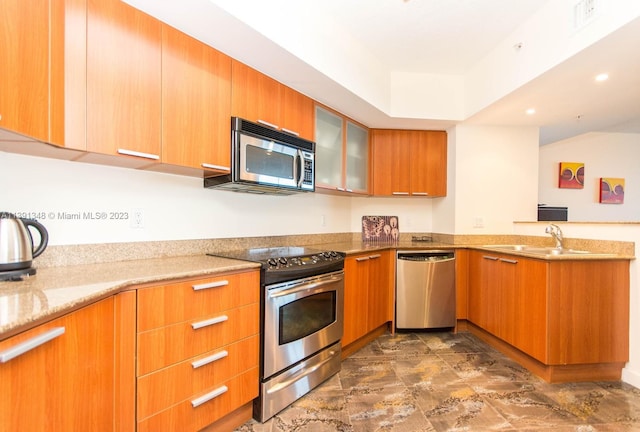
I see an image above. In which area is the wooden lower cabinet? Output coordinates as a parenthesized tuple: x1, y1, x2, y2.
(343, 251, 393, 347)
(135, 270, 260, 431)
(0, 298, 115, 432)
(467, 250, 630, 381)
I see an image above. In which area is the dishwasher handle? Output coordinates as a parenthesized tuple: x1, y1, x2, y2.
(397, 251, 454, 262)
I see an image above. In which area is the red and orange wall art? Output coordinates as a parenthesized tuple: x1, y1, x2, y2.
(600, 177, 625, 204)
(558, 162, 585, 189)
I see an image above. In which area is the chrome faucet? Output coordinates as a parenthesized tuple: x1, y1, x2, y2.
(545, 224, 564, 249)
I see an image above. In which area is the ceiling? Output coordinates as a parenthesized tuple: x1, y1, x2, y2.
(124, 0, 640, 145)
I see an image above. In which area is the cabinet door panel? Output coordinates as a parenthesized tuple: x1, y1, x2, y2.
(343, 255, 370, 346)
(280, 85, 314, 140)
(346, 122, 369, 193)
(411, 131, 447, 196)
(231, 60, 280, 127)
(87, 0, 161, 157)
(0, 1, 50, 142)
(0, 298, 115, 431)
(162, 25, 231, 171)
(367, 252, 392, 330)
(371, 130, 410, 196)
(315, 106, 344, 188)
(547, 260, 629, 365)
(510, 258, 548, 362)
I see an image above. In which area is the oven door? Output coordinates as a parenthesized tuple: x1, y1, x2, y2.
(263, 270, 344, 379)
(238, 132, 301, 189)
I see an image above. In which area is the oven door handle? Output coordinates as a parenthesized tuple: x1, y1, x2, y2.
(269, 275, 343, 299)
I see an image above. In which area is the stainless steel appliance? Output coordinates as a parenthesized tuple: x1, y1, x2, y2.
(396, 250, 455, 329)
(0, 212, 48, 281)
(204, 117, 315, 195)
(209, 247, 344, 422)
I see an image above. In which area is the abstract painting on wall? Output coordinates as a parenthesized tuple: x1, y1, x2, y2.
(600, 178, 625, 204)
(558, 162, 585, 189)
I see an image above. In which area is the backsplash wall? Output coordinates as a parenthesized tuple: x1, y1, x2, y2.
(1, 151, 434, 245)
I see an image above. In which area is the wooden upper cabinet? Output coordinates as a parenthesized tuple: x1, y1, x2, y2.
(0, 298, 115, 431)
(0, 0, 85, 147)
(410, 130, 447, 196)
(370, 129, 411, 196)
(231, 60, 314, 140)
(371, 129, 447, 197)
(231, 60, 280, 127)
(85, 0, 162, 160)
(161, 25, 232, 173)
(0, 1, 50, 143)
(279, 84, 314, 140)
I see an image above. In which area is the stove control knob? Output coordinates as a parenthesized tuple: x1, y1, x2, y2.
(267, 258, 278, 267)
(330, 251, 339, 257)
(278, 257, 288, 266)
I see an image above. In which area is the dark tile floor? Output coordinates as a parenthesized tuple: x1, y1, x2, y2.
(236, 331, 640, 431)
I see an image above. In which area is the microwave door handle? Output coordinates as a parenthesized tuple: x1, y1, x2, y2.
(296, 149, 304, 188)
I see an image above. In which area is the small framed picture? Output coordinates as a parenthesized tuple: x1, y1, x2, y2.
(599, 178, 625, 204)
(558, 162, 584, 189)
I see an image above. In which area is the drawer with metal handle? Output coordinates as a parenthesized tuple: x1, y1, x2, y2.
(137, 270, 260, 332)
(137, 303, 259, 375)
(137, 335, 259, 420)
(136, 367, 259, 432)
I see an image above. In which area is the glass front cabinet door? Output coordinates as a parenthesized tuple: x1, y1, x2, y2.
(314, 105, 369, 194)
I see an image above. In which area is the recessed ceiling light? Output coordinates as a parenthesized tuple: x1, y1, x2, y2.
(595, 73, 609, 82)
(525, 108, 536, 115)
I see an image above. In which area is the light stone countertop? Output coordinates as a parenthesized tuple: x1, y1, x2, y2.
(1, 240, 633, 341)
(0, 255, 259, 340)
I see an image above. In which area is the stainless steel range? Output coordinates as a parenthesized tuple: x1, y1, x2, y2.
(209, 247, 345, 422)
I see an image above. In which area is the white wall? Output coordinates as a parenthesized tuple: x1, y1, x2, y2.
(448, 125, 540, 234)
(539, 132, 640, 221)
(1, 151, 435, 245)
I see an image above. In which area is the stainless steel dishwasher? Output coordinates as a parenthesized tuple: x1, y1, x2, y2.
(396, 250, 456, 330)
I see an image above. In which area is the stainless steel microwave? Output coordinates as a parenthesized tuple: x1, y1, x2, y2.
(204, 117, 315, 195)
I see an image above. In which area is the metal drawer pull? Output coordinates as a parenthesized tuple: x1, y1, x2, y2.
(500, 258, 518, 264)
(392, 192, 410, 195)
(355, 257, 370, 262)
(191, 315, 228, 330)
(257, 119, 278, 130)
(0, 327, 65, 363)
(368, 254, 381, 259)
(280, 128, 299, 136)
(412, 192, 429, 196)
(192, 280, 229, 291)
(191, 385, 228, 408)
(201, 163, 230, 171)
(192, 350, 228, 369)
(117, 148, 160, 160)
(482, 255, 499, 261)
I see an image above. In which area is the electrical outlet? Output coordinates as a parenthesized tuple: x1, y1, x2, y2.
(131, 209, 144, 229)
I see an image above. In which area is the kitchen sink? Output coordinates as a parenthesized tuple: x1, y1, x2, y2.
(482, 245, 616, 257)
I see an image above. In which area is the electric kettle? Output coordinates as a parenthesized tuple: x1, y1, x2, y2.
(0, 212, 49, 271)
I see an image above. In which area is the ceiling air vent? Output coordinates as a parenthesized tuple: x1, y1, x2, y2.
(573, 0, 600, 30)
